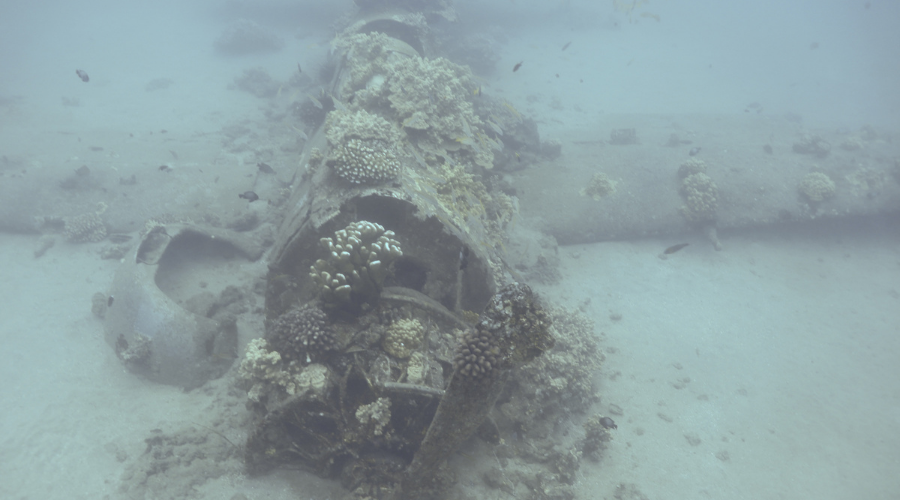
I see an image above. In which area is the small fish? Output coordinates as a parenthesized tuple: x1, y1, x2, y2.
(297, 62, 302, 73)
(472, 86, 481, 96)
(75, 69, 89, 82)
(561, 41, 572, 51)
(502, 101, 521, 119)
(439, 154, 455, 167)
(330, 94, 347, 112)
(455, 135, 482, 153)
(239, 191, 259, 202)
(599, 416, 617, 430)
(408, 146, 428, 168)
(108, 296, 114, 307)
(257, 162, 275, 174)
(689, 147, 701, 156)
(512, 61, 523, 72)
(663, 243, 690, 255)
(401, 116, 421, 128)
(292, 126, 309, 141)
(158, 165, 172, 172)
(460, 119, 474, 139)
(486, 120, 504, 136)
(307, 93, 323, 109)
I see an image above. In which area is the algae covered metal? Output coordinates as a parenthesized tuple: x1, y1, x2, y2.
(395, 283, 554, 499)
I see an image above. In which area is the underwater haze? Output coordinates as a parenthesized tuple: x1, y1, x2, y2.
(1, 1, 899, 499)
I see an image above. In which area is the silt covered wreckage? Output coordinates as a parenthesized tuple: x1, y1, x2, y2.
(237, 6, 599, 499)
(102, 1, 606, 499)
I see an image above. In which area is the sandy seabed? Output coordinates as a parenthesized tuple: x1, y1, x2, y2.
(2, 215, 898, 500)
(2, 3, 899, 497)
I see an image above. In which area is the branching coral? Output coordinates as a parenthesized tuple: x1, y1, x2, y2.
(334, 32, 493, 170)
(383, 318, 424, 359)
(268, 302, 337, 364)
(676, 159, 718, 224)
(453, 326, 501, 383)
(355, 397, 392, 437)
(798, 172, 836, 203)
(580, 173, 617, 200)
(309, 221, 402, 306)
(237, 338, 292, 404)
(679, 172, 719, 223)
(329, 138, 402, 185)
(237, 338, 331, 406)
(63, 202, 108, 243)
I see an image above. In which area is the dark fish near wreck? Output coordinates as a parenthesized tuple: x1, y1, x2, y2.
(664, 243, 690, 254)
(239, 191, 259, 202)
(76, 69, 89, 82)
(512, 61, 523, 72)
(599, 417, 617, 430)
(257, 162, 275, 174)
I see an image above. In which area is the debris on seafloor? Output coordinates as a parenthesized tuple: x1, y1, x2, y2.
(664, 243, 689, 255)
(610, 128, 638, 145)
(33, 234, 55, 258)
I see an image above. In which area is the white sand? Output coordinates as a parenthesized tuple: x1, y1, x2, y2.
(535, 221, 900, 499)
(0, 234, 341, 498)
(2, 2, 899, 499)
